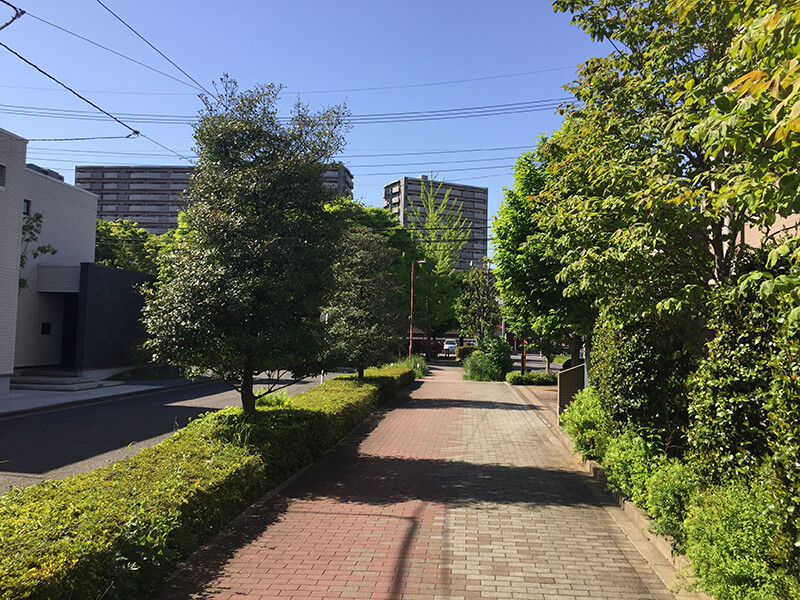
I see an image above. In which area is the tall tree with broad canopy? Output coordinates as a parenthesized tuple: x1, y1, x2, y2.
(545, 0, 770, 325)
(323, 225, 403, 378)
(406, 176, 470, 350)
(142, 78, 350, 417)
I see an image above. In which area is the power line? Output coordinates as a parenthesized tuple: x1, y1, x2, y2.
(0, 41, 141, 136)
(0, 0, 23, 31)
(351, 164, 513, 177)
(0, 134, 138, 142)
(0, 83, 196, 95)
(0, 42, 192, 162)
(0, 97, 569, 126)
(20, 9, 205, 92)
(289, 66, 578, 94)
(0, 66, 580, 98)
(94, 0, 214, 98)
(25, 143, 536, 159)
(349, 156, 517, 169)
(341, 145, 536, 158)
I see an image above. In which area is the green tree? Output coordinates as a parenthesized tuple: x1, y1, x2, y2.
(324, 225, 402, 378)
(492, 143, 595, 365)
(454, 260, 500, 344)
(330, 198, 423, 325)
(143, 78, 349, 417)
(406, 177, 469, 350)
(95, 218, 159, 274)
(545, 0, 752, 324)
(19, 212, 56, 289)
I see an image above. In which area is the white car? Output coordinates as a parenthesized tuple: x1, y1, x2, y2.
(443, 339, 457, 353)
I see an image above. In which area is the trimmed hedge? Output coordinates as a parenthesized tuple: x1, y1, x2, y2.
(0, 364, 416, 600)
(454, 345, 477, 362)
(505, 371, 557, 386)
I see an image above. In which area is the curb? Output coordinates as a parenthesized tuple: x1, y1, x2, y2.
(506, 382, 711, 600)
(0, 379, 217, 420)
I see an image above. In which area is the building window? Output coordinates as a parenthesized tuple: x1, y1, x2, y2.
(0, 164, 6, 188)
(23, 199, 31, 215)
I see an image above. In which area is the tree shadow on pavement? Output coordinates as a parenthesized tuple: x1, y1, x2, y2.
(155, 387, 609, 599)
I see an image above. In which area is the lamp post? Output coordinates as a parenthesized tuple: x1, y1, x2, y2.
(409, 259, 425, 357)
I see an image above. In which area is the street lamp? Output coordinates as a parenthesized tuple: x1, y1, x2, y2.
(409, 259, 426, 357)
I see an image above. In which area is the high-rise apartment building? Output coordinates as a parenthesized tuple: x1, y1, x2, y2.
(383, 175, 488, 270)
(76, 164, 354, 235)
(75, 165, 192, 235)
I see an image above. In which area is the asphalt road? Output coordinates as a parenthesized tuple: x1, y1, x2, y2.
(0, 376, 322, 493)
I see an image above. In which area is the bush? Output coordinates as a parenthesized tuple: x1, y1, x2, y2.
(684, 481, 799, 600)
(687, 284, 776, 483)
(455, 345, 478, 362)
(591, 314, 696, 450)
(645, 459, 699, 552)
(393, 354, 428, 379)
(602, 429, 662, 507)
(462, 351, 500, 381)
(505, 371, 557, 386)
(0, 363, 415, 600)
(482, 337, 514, 377)
(559, 387, 612, 461)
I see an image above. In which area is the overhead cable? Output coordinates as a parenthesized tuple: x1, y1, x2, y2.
(289, 66, 578, 94)
(0, 41, 141, 136)
(20, 9, 205, 92)
(94, 0, 214, 98)
(0, 97, 570, 126)
(0, 42, 192, 162)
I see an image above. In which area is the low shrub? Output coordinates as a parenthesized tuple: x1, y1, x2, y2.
(254, 389, 290, 407)
(393, 354, 428, 379)
(0, 363, 415, 600)
(559, 387, 612, 461)
(684, 481, 799, 600)
(455, 345, 478, 362)
(602, 429, 662, 506)
(505, 371, 557, 386)
(463, 351, 501, 381)
(645, 459, 699, 552)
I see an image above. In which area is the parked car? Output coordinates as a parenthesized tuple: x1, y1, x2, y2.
(443, 339, 457, 354)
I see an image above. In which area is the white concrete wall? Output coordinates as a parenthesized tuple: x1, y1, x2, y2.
(14, 168, 97, 368)
(0, 128, 26, 394)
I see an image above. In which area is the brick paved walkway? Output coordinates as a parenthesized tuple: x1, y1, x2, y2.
(157, 364, 679, 600)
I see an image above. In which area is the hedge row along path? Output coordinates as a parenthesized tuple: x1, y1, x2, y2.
(158, 363, 690, 600)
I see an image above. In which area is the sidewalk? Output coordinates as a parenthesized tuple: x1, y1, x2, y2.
(155, 363, 696, 600)
(0, 378, 201, 418)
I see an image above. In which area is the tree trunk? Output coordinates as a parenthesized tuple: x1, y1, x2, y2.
(544, 355, 552, 374)
(358, 366, 364, 379)
(521, 343, 527, 374)
(241, 369, 256, 417)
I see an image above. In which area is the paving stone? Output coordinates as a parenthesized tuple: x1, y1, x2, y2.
(157, 364, 680, 600)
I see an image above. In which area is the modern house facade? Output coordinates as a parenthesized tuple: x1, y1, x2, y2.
(383, 175, 488, 270)
(15, 163, 98, 371)
(77, 164, 354, 235)
(0, 128, 26, 395)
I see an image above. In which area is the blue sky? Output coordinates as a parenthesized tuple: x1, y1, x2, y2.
(0, 0, 610, 239)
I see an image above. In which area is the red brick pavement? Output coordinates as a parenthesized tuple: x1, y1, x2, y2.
(156, 364, 680, 600)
